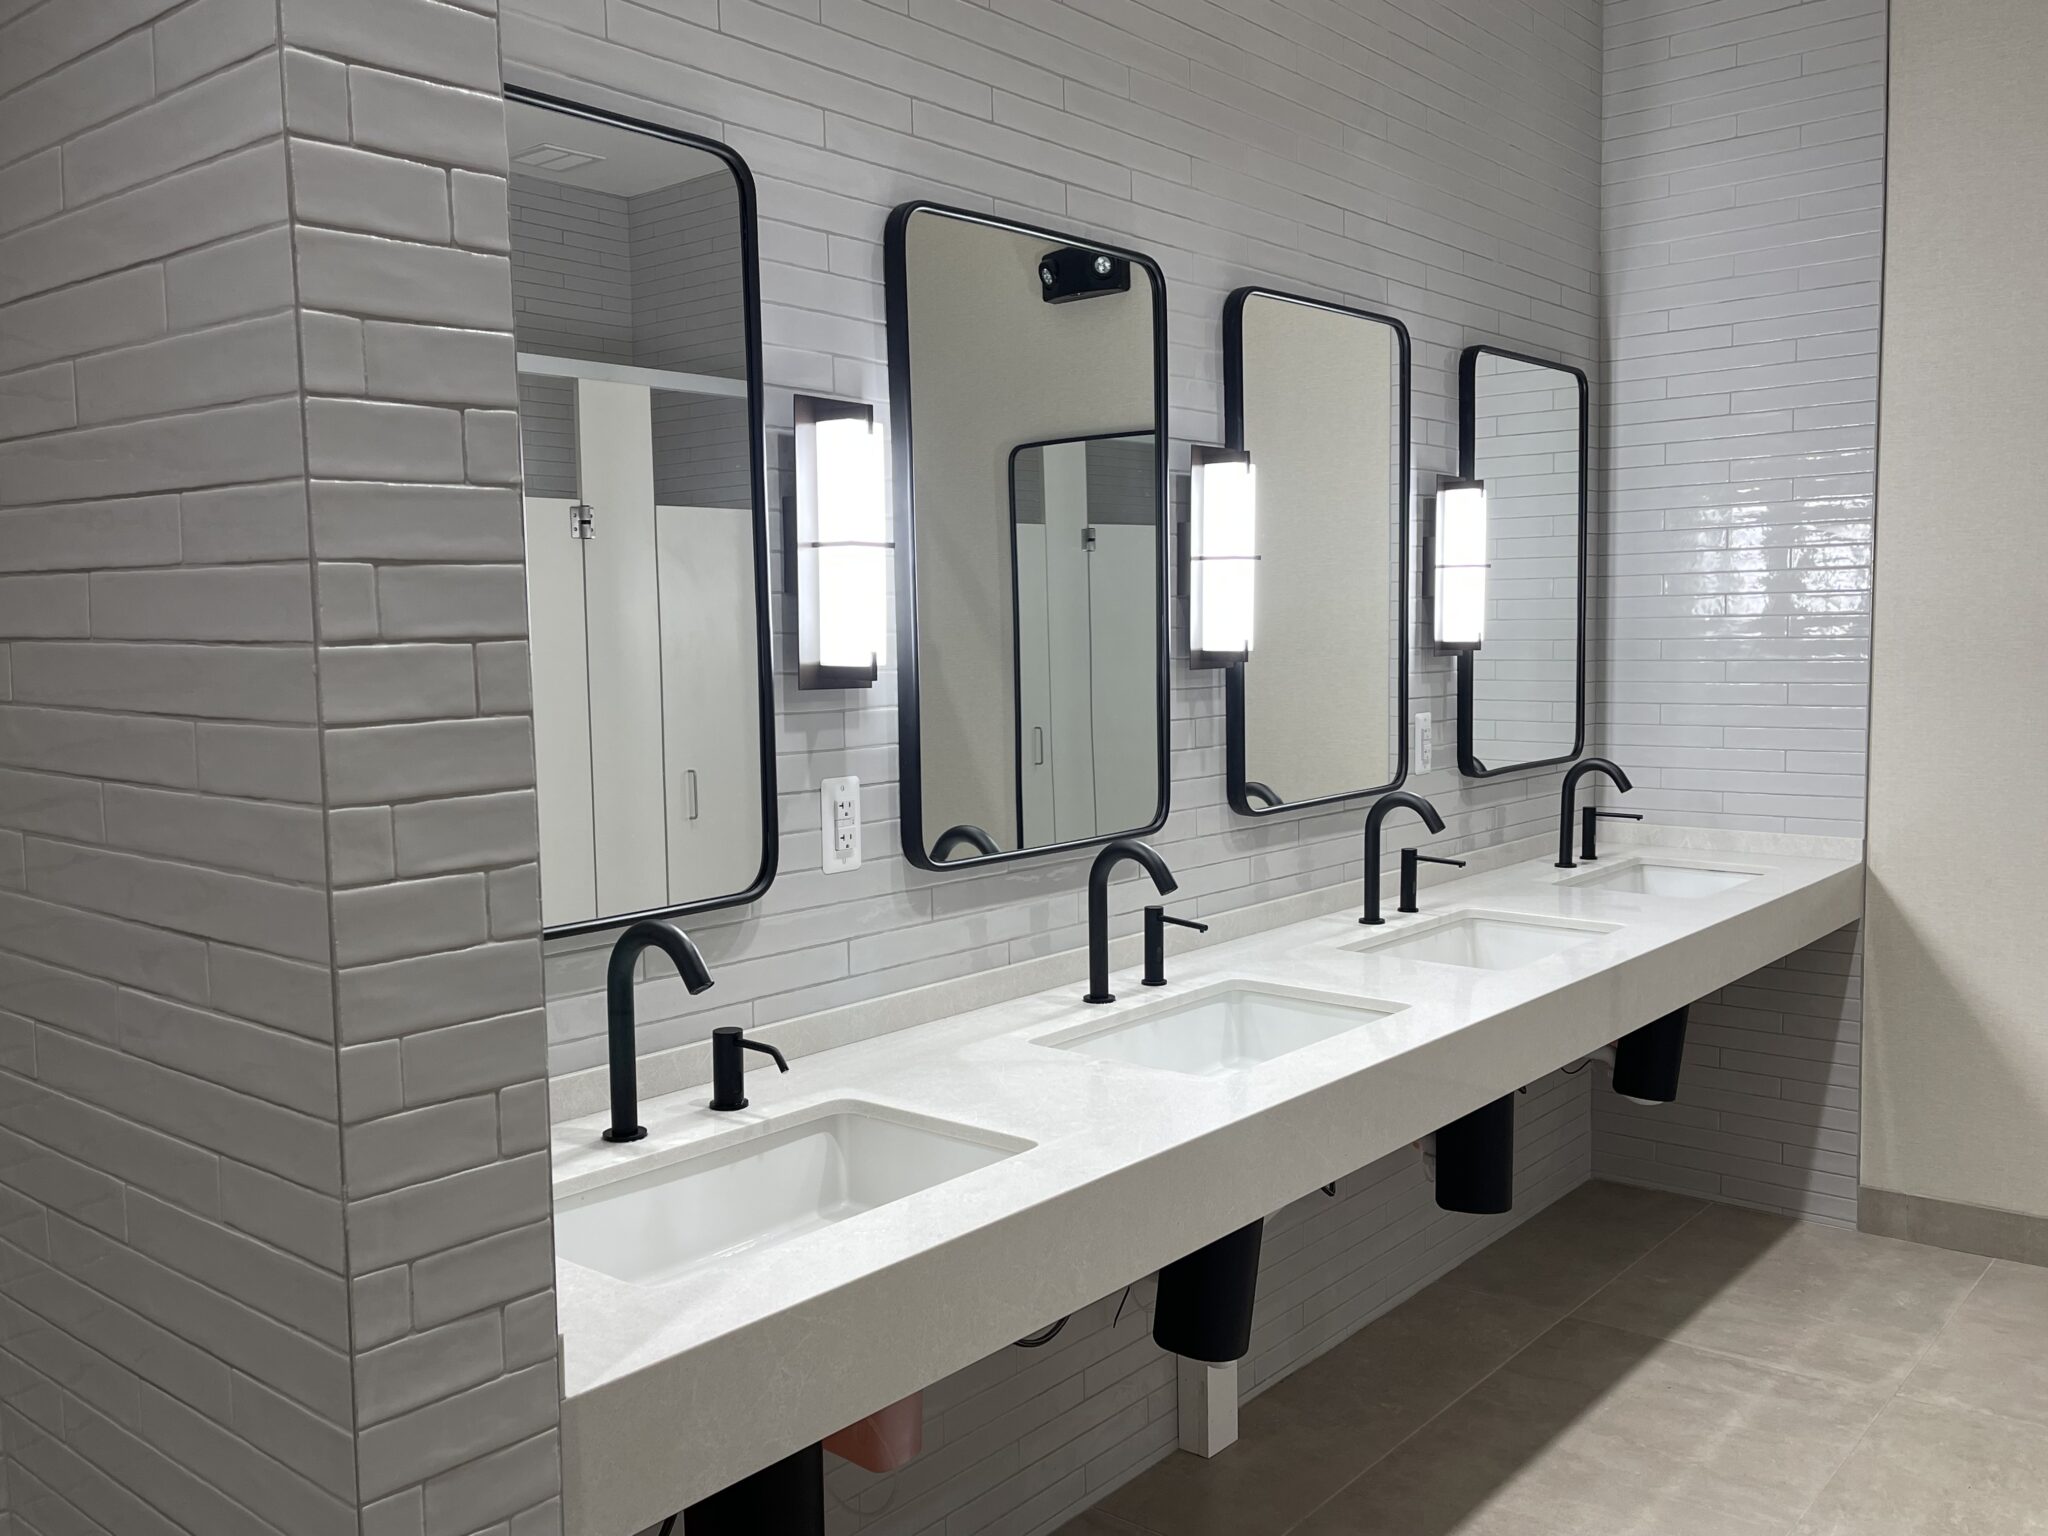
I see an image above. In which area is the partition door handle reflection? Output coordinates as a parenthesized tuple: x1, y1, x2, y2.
(1033, 727, 1045, 766)
(686, 768, 700, 821)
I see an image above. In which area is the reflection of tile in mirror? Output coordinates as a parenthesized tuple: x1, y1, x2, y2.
(1466, 351, 1584, 773)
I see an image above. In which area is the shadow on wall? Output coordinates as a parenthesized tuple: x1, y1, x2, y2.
(1864, 873, 2048, 1222)
(1595, 923, 1865, 1226)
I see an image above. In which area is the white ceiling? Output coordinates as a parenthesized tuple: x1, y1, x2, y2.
(504, 101, 733, 200)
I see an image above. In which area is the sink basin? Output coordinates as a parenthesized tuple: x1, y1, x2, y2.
(1559, 857, 1761, 898)
(1349, 910, 1614, 971)
(554, 1104, 1026, 1286)
(1041, 983, 1400, 1077)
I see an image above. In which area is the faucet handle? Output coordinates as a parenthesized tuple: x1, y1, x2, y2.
(1580, 807, 1645, 862)
(1142, 905, 1209, 987)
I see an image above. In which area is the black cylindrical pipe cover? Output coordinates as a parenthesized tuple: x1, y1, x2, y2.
(1613, 1006, 1690, 1103)
(1434, 1092, 1515, 1215)
(684, 1442, 824, 1536)
(1152, 1218, 1264, 1363)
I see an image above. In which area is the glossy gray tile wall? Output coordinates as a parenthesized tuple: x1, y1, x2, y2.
(511, 0, 1609, 1076)
(1589, 0, 1881, 1226)
(0, 1, 562, 1533)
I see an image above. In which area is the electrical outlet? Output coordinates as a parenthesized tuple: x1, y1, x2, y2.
(821, 775, 861, 872)
(1414, 711, 1433, 775)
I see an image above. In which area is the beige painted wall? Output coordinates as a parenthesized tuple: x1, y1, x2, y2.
(1865, 0, 2048, 1218)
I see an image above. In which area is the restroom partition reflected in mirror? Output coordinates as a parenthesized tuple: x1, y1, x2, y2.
(886, 203, 1170, 870)
(1222, 290, 1410, 813)
(1456, 346, 1590, 777)
(504, 86, 776, 935)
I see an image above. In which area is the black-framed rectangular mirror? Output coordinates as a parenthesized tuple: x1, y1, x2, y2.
(505, 85, 777, 936)
(1221, 289, 1411, 814)
(885, 202, 1170, 870)
(1455, 344, 1589, 778)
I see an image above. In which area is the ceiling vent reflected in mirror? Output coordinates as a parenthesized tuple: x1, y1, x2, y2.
(512, 142, 605, 174)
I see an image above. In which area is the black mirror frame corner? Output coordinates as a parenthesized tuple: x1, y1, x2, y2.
(1220, 285, 1414, 819)
(1453, 342, 1593, 783)
(505, 82, 781, 939)
(884, 200, 1174, 874)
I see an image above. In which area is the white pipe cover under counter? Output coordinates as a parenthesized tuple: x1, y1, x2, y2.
(548, 824, 1861, 1535)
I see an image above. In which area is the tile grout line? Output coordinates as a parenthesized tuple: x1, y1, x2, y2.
(1779, 1254, 1999, 1532)
(1274, 1188, 1721, 1536)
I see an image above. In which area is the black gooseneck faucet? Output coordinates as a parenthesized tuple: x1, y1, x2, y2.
(1085, 838, 1178, 1004)
(1557, 757, 1635, 869)
(604, 920, 714, 1143)
(1360, 791, 1446, 926)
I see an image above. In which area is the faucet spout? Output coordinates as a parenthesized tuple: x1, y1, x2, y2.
(1085, 838, 1178, 1004)
(1557, 757, 1634, 869)
(1361, 791, 1446, 926)
(604, 920, 715, 1143)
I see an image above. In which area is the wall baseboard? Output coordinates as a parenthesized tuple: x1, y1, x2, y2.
(1860, 1186, 2048, 1265)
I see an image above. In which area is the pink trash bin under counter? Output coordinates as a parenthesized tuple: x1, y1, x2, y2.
(824, 1392, 923, 1473)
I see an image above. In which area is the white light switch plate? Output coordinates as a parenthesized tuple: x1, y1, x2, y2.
(821, 775, 861, 872)
(1414, 711, 1433, 774)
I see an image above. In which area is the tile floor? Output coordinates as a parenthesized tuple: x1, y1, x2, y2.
(1058, 1180, 2048, 1536)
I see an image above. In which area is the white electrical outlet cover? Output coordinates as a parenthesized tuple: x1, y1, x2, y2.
(1415, 712, 1433, 775)
(821, 776, 862, 873)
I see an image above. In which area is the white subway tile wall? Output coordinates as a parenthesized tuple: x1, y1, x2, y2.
(0, 3, 563, 1536)
(510, 0, 1610, 1075)
(501, 3, 1610, 1535)
(0, 1, 1886, 1533)
(1590, 0, 1881, 1224)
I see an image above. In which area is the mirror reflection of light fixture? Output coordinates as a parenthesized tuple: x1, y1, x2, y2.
(1189, 445, 1257, 668)
(1431, 475, 1487, 652)
(792, 394, 887, 690)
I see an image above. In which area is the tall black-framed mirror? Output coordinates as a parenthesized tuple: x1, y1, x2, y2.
(1455, 344, 1590, 778)
(886, 202, 1170, 871)
(1222, 288, 1411, 815)
(504, 85, 778, 936)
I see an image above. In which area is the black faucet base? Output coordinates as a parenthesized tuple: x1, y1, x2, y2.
(602, 1125, 647, 1143)
(1083, 990, 1115, 1005)
(1358, 915, 1386, 926)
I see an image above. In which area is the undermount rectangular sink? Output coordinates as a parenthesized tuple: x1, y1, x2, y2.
(1040, 983, 1401, 1078)
(1348, 910, 1615, 971)
(1558, 856, 1762, 898)
(554, 1105, 1027, 1287)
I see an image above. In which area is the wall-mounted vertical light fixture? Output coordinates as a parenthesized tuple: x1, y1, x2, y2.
(1188, 445, 1257, 668)
(792, 393, 887, 690)
(1430, 476, 1487, 652)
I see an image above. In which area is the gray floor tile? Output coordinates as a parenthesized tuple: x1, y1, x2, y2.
(1791, 1397, 2048, 1534)
(1054, 1511, 1152, 1536)
(1439, 1178, 1709, 1313)
(1900, 1258, 2048, 1428)
(1095, 1282, 1557, 1536)
(1575, 1204, 1988, 1390)
(1294, 1319, 1886, 1536)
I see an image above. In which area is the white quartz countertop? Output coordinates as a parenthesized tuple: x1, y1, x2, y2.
(550, 827, 1863, 1535)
